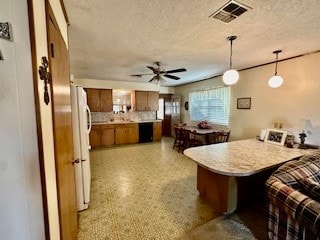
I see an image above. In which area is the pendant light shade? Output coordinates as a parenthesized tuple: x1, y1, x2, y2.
(223, 69, 239, 85)
(223, 36, 239, 85)
(268, 50, 283, 88)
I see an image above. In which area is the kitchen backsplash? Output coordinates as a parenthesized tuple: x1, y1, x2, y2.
(91, 111, 157, 123)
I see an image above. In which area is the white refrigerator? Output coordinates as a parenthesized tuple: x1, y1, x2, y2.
(71, 85, 92, 211)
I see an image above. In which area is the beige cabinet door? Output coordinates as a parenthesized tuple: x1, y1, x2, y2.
(86, 88, 101, 112)
(135, 91, 148, 111)
(127, 125, 139, 143)
(153, 122, 162, 141)
(89, 125, 101, 148)
(101, 125, 115, 146)
(100, 89, 113, 112)
(147, 91, 159, 111)
(115, 127, 127, 144)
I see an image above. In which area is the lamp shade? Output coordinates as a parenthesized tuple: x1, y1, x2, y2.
(223, 69, 239, 85)
(268, 75, 283, 88)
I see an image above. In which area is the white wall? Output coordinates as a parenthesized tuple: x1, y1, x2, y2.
(0, 0, 44, 239)
(176, 52, 320, 145)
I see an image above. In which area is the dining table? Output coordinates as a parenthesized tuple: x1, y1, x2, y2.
(183, 126, 218, 144)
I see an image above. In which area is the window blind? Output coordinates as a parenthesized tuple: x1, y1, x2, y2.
(189, 87, 230, 126)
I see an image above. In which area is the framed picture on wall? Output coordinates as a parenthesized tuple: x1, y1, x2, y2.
(237, 97, 251, 109)
(264, 128, 288, 146)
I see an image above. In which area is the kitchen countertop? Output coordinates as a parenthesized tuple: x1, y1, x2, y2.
(184, 138, 312, 177)
(92, 120, 162, 125)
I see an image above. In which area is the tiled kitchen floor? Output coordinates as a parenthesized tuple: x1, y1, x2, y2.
(77, 137, 217, 240)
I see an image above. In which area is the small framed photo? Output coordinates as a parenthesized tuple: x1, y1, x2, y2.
(264, 128, 288, 146)
(237, 97, 251, 109)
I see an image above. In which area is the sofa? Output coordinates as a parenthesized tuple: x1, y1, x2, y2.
(266, 150, 320, 240)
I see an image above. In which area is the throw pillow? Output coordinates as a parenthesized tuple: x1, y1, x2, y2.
(299, 178, 320, 202)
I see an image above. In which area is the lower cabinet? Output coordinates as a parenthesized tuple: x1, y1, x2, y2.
(153, 122, 162, 142)
(115, 124, 138, 144)
(101, 125, 115, 146)
(89, 125, 102, 148)
(89, 125, 115, 148)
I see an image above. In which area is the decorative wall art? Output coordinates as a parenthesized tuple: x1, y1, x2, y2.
(237, 97, 251, 109)
(0, 22, 13, 41)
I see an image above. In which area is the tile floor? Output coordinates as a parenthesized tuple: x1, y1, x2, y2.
(77, 137, 217, 240)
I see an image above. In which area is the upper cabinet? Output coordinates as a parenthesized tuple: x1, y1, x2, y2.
(134, 91, 159, 111)
(85, 88, 112, 112)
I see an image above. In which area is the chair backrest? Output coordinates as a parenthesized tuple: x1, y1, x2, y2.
(174, 126, 184, 140)
(208, 131, 230, 144)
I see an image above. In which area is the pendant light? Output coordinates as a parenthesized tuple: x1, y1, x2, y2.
(223, 36, 239, 85)
(268, 50, 283, 88)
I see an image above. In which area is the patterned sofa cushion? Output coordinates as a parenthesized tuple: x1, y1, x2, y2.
(266, 150, 320, 239)
(299, 178, 320, 202)
(271, 151, 320, 190)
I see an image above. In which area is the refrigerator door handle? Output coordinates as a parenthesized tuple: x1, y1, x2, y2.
(86, 105, 92, 133)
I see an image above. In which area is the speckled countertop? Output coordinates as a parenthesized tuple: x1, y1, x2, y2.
(184, 139, 313, 177)
(92, 120, 162, 125)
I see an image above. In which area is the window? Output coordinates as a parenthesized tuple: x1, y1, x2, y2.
(189, 87, 230, 126)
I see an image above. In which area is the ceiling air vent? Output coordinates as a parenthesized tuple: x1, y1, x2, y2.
(209, 0, 251, 23)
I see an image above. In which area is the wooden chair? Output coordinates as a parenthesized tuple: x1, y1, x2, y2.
(182, 129, 203, 153)
(207, 130, 230, 144)
(173, 126, 184, 152)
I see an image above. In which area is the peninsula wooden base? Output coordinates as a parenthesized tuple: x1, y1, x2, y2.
(197, 165, 275, 214)
(197, 165, 237, 214)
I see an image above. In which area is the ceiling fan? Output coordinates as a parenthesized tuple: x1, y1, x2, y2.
(130, 62, 187, 83)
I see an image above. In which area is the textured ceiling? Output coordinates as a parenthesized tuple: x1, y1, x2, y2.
(64, 0, 320, 86)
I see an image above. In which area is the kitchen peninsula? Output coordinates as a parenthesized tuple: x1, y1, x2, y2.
(184, 139, 311, 214)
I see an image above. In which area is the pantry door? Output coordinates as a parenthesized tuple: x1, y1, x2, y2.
(47, 4, 78, 240)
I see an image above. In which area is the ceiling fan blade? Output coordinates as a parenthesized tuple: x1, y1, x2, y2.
(148, 75, 158, 82)
(131, 73, 155, 77)
(147, 66, 157, 73)
(164, 74, 180, 80)
(164, 68, 187, 74)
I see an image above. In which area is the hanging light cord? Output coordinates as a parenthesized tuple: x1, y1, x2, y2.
(229, 39, 233, 69)
(274, 52, 279, 75)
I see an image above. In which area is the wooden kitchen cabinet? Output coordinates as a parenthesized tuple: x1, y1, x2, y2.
(89, 125, 115, 148)
(86, 89, 101, 112)
(115, 124, 138, 144)
(89, 125, 102, 148)
(153, 121, 162, 142)
(101, 125, 115, 146)
(134, 91, 159, 111)
(85, 88, 112, 112)
(100, 89, 113, 112)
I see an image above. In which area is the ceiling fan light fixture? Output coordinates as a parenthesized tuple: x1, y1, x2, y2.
(223, 35, 239, 85)
(268, 50, 283, 88)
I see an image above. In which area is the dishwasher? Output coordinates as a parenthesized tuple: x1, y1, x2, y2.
(138, 122, 153, 143)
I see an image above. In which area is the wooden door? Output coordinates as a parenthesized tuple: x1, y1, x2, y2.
(171, 95, 181, 137)
(86, 88, 100, 112)
(48, 7, 77, 240)
(100, 89, 113, 112)
(147, 91, 159, 111)
(89, 125, 101, 148)
(160, 94, 172, 136)
(101, 125, 115, 146)
(135, 91, 148, 111)
(153, 122, 162, 141)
